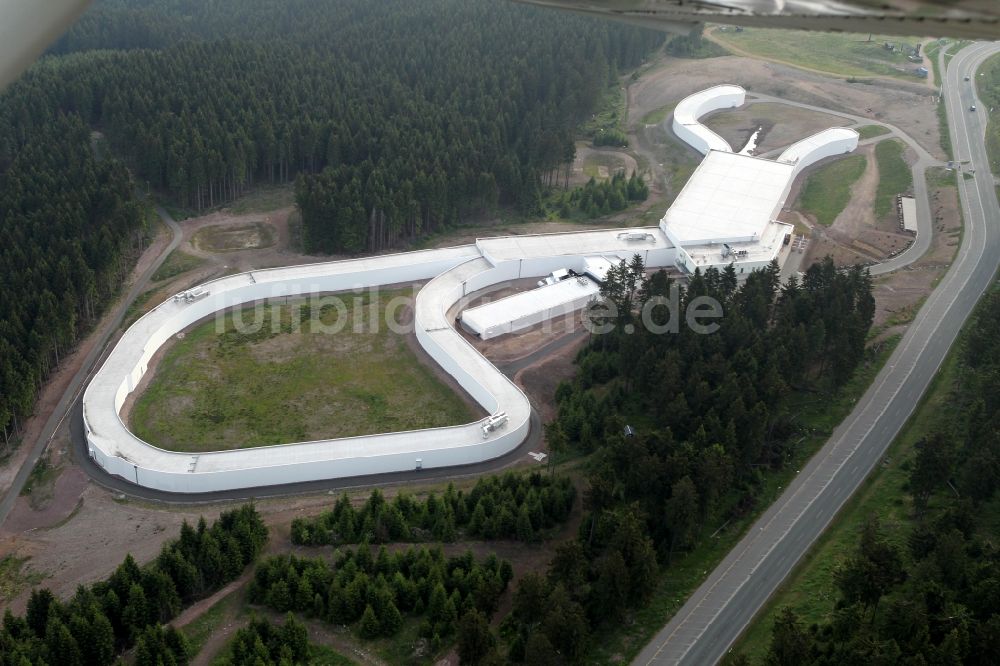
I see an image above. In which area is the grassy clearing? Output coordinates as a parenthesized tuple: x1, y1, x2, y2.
(977, 53, 1000, 175)
(711, 28, 925, 79)
(183, 588, 245, 657)
(663, 131, 699, 196)
(588, 336, 901, 663)
(874, 139, 913, 218)
(924, 166, 965, 256)
(633, 197, 669, 227)
(641, 102, 676, 126)
(303, 644, 356, 666)
(936, 92, 953, 160)
(123, 288, 159, 329)
(192, 221, 276, 253)
(944, 40, 972, 62)
(581, 84, 628, 146)
(795, 154, 867, 226)
(152, 249, 205, 282)
(647, 121, 700, 205)
(227, 184, 295, 214)
(131, 290, 478, 452)
(20, 454, 58, 497)
(926, 166, 959, 193)
(924, 40, 943, 78)
(582, 152, 630, 181)
(856, 124, 890, 139)
(926, 40, 952, 159)
(733, 314, 966, 662)
(666, 163, 697, 205)
(0, 555, 45, 603)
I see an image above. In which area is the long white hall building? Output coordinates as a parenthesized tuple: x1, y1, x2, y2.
(82, 85, 857, 493)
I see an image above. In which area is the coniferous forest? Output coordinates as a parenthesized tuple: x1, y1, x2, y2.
(500, 257, 876, 660)
(749, 289, 1000, 666)
(0, 505, 267, 665)
(0, 107, 147, 447)
(0, 0, 662, 450)
(30, 0, 663, 253)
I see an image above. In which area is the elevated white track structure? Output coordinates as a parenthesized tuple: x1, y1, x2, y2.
(83, 230, 674, 493)
(83, 85, 859, 493)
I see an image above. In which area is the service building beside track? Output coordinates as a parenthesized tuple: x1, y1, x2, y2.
(82, 85, 858, 493)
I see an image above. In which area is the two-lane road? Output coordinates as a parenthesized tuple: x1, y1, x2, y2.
(0, 205, 182, 527)
(635, 41, 1000, 666)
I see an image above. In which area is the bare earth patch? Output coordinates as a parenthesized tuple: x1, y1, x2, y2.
(790, 142, 920, 269)
(192, 221, 276, 253)
(4, 467, 87, 534)
(703, 103, 850, 155)
(871, 178, 961, 332)
(570, 142, 640, 188)
(628, 55, 942, 159)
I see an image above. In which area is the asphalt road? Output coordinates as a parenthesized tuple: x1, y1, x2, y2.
(0, 205, 182, 527)
(634, 41, 1000, 666)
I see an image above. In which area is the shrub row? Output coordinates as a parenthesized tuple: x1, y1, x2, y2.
(248, 545, 512, 644)
(291, 472, 575, 546)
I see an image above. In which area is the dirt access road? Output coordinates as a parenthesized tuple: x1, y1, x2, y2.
(0, 205, 182, 528)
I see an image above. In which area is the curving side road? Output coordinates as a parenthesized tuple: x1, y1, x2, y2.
(744, 93, 942, 275)
(634, 41, 1000, 666)
(0, 205, 182, 526)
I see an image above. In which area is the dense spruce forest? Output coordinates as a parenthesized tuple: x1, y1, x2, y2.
(0, 0, 661, 453)
(249, 546, 513, 647)
(0, 505, 267, 665)
(747, 289, 1000, 666)
(555, 170, 650, 219)
(290, 474, 576, 546)
(30, 0, 663, 254)
(0, 111, 147, 448)
(493, 258, 876, 660)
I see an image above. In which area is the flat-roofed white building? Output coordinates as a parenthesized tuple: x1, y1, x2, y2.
(461, 275, 600, 339)
(661, 150, 795, 246)
(659, 149, 796, 273)
(460, 255, 617, 339)
(663, 86, 858, 274)
(675, 219, 791, 275)
(900, 196, 918, 232)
